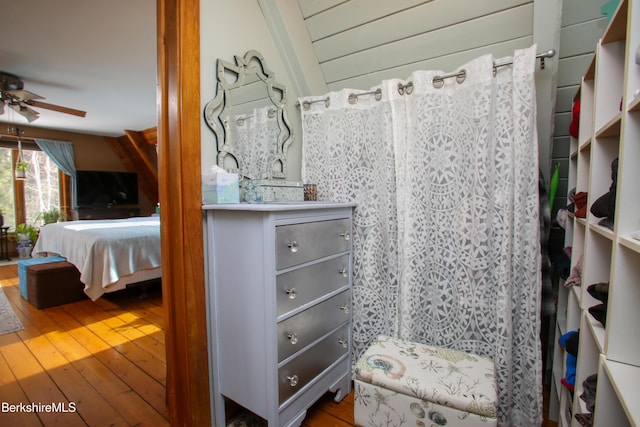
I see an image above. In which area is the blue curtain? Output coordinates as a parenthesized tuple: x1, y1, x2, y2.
(34, 139, 78, 208)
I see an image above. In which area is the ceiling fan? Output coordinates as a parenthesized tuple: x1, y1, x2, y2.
(0, 70, 86, 123)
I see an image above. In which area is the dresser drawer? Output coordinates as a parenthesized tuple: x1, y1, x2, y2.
(275, 218, 351, 270)
(278, 323, 350, 405)
(277, 290, 350, 362)
(276, 254, 350, 317)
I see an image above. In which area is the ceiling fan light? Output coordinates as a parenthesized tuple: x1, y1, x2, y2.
(9, 103, 39, 122)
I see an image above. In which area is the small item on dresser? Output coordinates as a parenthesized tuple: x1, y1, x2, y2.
(202, 166, 240, 204)
(631, 230, 640, 241)
(241, 179, 262, 203)
(240, 179, 304, 202)
(303, 184, 317, 201)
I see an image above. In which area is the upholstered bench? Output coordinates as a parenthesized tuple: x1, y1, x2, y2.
(18, 256, 67, 300)
(26, 261, 86, 309)
(354, 335, 498, 427)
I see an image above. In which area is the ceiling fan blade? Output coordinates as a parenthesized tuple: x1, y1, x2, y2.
(29, 100, 87, 118)
(5, 89, 44, 101)
(9, 103, 40, 122)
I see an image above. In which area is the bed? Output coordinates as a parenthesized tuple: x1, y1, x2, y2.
(32, 216, 162, 300)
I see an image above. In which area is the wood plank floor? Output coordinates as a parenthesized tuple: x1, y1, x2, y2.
(0, 263, 557, 426)
(0, 264, 168, 427)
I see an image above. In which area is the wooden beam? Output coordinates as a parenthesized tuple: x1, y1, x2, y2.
(105, 134, 159, 206)
(124, 130, 159, 180)
(157, 0, 210, 425)
(141, 127, 158, 145)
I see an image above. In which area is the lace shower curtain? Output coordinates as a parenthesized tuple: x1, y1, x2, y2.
(301, 46, 542, 426)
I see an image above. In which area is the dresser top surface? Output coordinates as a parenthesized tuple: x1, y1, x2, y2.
(203, 201, 356, 212)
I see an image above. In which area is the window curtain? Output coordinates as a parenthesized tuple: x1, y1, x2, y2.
(301, 45, 542, 426)
(34, 139, 77, 208)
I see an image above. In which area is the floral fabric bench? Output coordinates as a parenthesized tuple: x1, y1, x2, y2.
(354, 335, 498, 427)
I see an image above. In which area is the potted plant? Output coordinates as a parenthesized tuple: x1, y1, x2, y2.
(15, 160, 29, 179)
(15, 223, 37, 241)
(14, 223, 38, 258)
(37, 208, 66, 225)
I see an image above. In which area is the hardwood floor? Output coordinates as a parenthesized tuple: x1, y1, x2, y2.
(0, 264, 168, 426)
(0, 264, 558, 426)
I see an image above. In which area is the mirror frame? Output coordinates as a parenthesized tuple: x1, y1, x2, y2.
(204, 50, 292, 179)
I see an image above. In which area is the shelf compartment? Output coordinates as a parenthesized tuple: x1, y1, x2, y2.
(567, 284, 582, 333)
(593, 40, 626, 133)
(572, 313, 601, 420)
(601, 0, 628, 44)
(596, 359, 636, 426)
(581, 230, 613, 308)
(559, 386, 573, 427)
(584, 309, 606, 354)
(624, 0, 639, 105)
(578, 79, 594, 147)
(578, 137, 591, 153)
(587, 134, 619, 231)
(616, 112, 640, 236)
(618, 235, 640, 254)
(606, 244, 640, 366)
(595, 112, 622, 138)
(628, 95, 640, 112)
(588, 222, 614, 240)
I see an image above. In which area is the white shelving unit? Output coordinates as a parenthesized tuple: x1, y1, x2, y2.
(552, 0, 640, 425)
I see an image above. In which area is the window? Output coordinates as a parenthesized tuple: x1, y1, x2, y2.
(0, 146, 61, 230)
(0, 147, 16, 228)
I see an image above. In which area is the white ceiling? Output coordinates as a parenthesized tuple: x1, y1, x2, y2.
(0, 0, 157, 137)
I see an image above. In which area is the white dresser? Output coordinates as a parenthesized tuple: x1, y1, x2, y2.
(203, 202, 355, 427)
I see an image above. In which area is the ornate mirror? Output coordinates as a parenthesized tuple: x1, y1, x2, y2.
(204, 50, 292, 179)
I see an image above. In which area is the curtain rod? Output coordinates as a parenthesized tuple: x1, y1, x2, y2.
(432, 49, 556, 87)
(298, 49, 557, 108)
(0, 134, 70, 143)
(0, 134, 36, 143)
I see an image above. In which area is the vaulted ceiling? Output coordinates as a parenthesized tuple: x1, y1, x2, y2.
(0, 0, 157, 137)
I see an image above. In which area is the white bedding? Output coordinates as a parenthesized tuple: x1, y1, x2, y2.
(32, 216, 162, 300)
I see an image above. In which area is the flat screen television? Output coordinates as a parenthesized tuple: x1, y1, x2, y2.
(76, 170, 139, 207)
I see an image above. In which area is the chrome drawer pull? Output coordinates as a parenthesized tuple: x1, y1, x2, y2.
(340, 304, 349, 314)
(338, 338, 348, 348)
(339, 268, 348, 277)
(287, 375, 299, 387)
(340, 231, 350, 241)
(287, 241, 299, 253)
(285, 288, 297, 299)
(287, 333, 298, 345)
